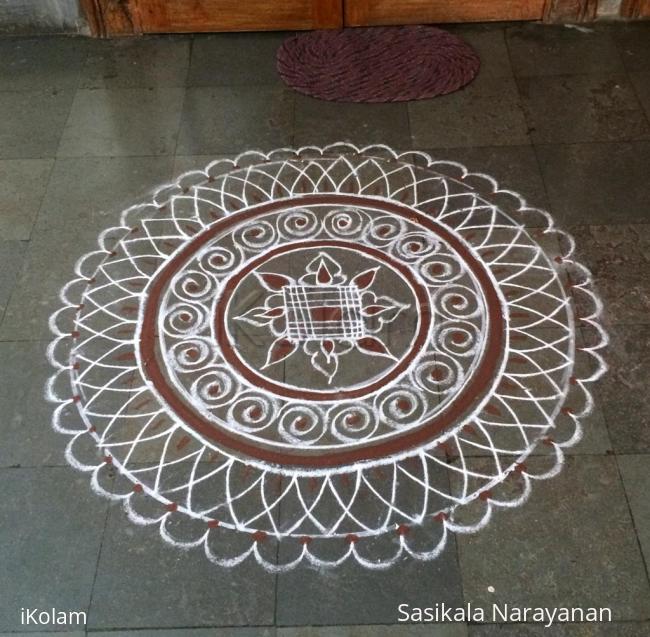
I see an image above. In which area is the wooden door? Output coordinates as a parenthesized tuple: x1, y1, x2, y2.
(84, 0, 342, 36)
(621, 0, 650, 17)
(345, 0, 547, 26)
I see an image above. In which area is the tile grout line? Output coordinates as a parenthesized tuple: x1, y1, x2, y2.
(21, 157, 57, 244)
(613, 454, 650, 591)
(84, 476, 114, 633)
(169, 37, 194, 161)
(50, 37, 90, 162)
(0, 239, 26, 330)
(504, 30, 536, 152)
(618, 44, 650, 133)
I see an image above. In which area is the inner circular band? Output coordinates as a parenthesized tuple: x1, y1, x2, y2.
(217, 240, 430, 401)
(139, 194, 506, 469)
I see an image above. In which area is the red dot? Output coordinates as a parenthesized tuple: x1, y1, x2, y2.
(397, 398, 411, 412)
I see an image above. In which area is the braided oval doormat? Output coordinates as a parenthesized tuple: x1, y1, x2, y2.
(277, 25, 480, 103)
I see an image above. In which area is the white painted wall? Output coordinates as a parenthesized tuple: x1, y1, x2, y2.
(0, 0, 86, 33)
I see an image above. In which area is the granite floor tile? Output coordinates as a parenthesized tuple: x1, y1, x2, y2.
(518, 74, 649, 144)
(0, 36, 87, 91)
(535, 142, 650, 226)
(89, 503, 277, 629)
(468, 621, 650, 636)
(0, 89, 74, 159)
(57, 88, 185, 157)
(278, 626, 467, 636)
(630, 72, 650, 120)
(177, 86, 293, 155)
(34, 155, 174, 233)
(0, 159, 52, 240)
(409, 76, 530, 149)
(457, 456, 650, 621)
(432, 145, 549, 212)
(565, 225, 650, 326)
(275, 461, 461, 626)
(446, 24, 513, 83)
(0, 467, 108, 632)
(506, 24, 624, 77)
(293, 95, 411, 149)
(189, 32, 290, 86)
(81, 36, 190, 89)
(0, 240, 26, 323)
(618, 455, 650, 570)
(0, 341, 70, 467)
(591, 324, 650, 453)
(276, 550, 463, 626)
(611, 22, 650, 73)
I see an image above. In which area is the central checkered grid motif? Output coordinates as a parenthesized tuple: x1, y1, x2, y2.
(282, 284, 365, 341)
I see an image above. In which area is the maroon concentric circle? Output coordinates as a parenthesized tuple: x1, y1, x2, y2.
(138, 194, 506, 469)
(216, 239, 431, 401)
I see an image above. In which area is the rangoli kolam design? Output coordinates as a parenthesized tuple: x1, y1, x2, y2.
(277, 26, 480, 103)
(48, 144, 607, 570)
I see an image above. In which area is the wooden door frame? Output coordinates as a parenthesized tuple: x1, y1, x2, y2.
(81, 0, 639, 38)
(80, 0, 142, 37)
(81, 0, 342, 36)
(543, 0, 598, 22)
(621, 0, 650, 17)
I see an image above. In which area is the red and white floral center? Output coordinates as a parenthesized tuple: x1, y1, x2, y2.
(236, 252, 407, 384)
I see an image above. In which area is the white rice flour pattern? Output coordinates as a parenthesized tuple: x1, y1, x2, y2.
(47, 144, 607, 570)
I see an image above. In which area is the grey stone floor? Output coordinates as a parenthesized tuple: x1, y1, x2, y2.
(0, 20, 650, 636)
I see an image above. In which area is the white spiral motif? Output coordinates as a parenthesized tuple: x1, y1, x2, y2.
(172, 270, 217, 302)
(226, 393, 278, 433)
(323, 208, 367, 238)
(168, 338, 216, 372)
(434, 284, 482, 319)
(192, 368, 240, 408)
(432, 320, 480, 358)
(163, 303, 209, 336)
(234, 220, 276, 250)
(366, 214, 407, 244)
(413, 353, 464, 396)
(419, 255, 465, 285)
(199, 247, 239, 276)
(377, 386, 427, 429)
(393, 232, 439, 261)
(278, 208, 319, 238)
(278, 405, 327, 445)
(330, 404, 378, 442)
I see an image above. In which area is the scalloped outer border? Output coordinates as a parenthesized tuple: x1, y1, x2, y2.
(46, 143, 608, 572)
